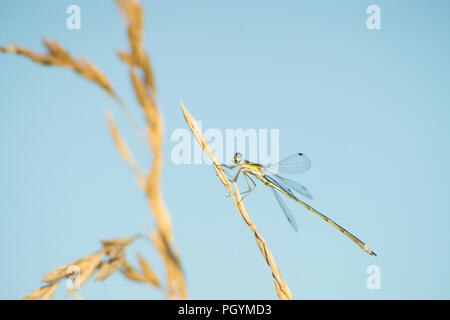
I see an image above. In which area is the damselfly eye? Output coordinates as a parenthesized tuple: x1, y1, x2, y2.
(233, 152, 242, 163)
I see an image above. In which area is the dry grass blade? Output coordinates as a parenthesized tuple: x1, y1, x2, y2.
(115, 0, 155, 91)
(180, 100, 294, 300)
(42, 249, 104, 284)
(66, 250, 106, 295)
(0, 44, 56, 65)
(43, 264, 71, 284)
(36, 250, 106, 296)
(113, 0, 186, 299)
(42, 282, 59, 300)
(121, 260, 146, 283)
(100, 235, 140, 248)
(23, 282, 58, 300)
(5, 0, 184, 300)
(97, 236, 162, 287)
(137, 254, 162, 288)
(152, 231, 186, 298)
(106, 111, 147, 189)
(95, 256, 125, 281)
(130, 69, 157, 127)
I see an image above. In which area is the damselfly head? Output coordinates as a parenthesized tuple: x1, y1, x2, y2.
(232, 152, 243, 164)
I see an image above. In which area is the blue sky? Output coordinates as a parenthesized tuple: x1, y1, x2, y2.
(0, 0, 449, 299)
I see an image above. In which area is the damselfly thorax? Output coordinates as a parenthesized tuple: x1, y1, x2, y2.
(241, 162, 265, 177)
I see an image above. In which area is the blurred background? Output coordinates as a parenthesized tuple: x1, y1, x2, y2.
(0, 0, 449, 299)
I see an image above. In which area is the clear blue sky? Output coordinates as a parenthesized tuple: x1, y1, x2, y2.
(1, 0, 449, 299)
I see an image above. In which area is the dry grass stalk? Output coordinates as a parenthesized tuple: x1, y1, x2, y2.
(112, 0, 186, 299)
(115, 0, 155, 92)
(180, 100, 294, 300)
(3, 0, 185, 299)
(151, 231, 186, 298)
(107, 111, 147, 190)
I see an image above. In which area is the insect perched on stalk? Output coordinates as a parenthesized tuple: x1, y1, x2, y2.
(221, 152, 377, 256)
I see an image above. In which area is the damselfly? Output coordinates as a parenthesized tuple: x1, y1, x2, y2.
(222, 152, 376, 256)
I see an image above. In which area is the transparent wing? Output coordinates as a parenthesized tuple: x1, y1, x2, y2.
(271, 174, 313, 200)
(265, 153, 311, 175)
(272, 188, 298, 231)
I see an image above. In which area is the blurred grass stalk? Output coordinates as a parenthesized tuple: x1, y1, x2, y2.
(1, 0, 186, 299)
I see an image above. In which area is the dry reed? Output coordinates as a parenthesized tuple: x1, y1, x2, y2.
(114, 0, 186, 299)
(180, 101, 294, 300)
(2, 0, 186, 299)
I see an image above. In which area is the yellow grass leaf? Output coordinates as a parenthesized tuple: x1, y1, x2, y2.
(121, 260, 146, 283)
(95, 256, 125, 281)
(137, 254, 161, 288)
(23, 282, 58, 300)
(67, 250, 105, 295)
(100, 235, 140, 249)
(106, 112, 147, 190)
